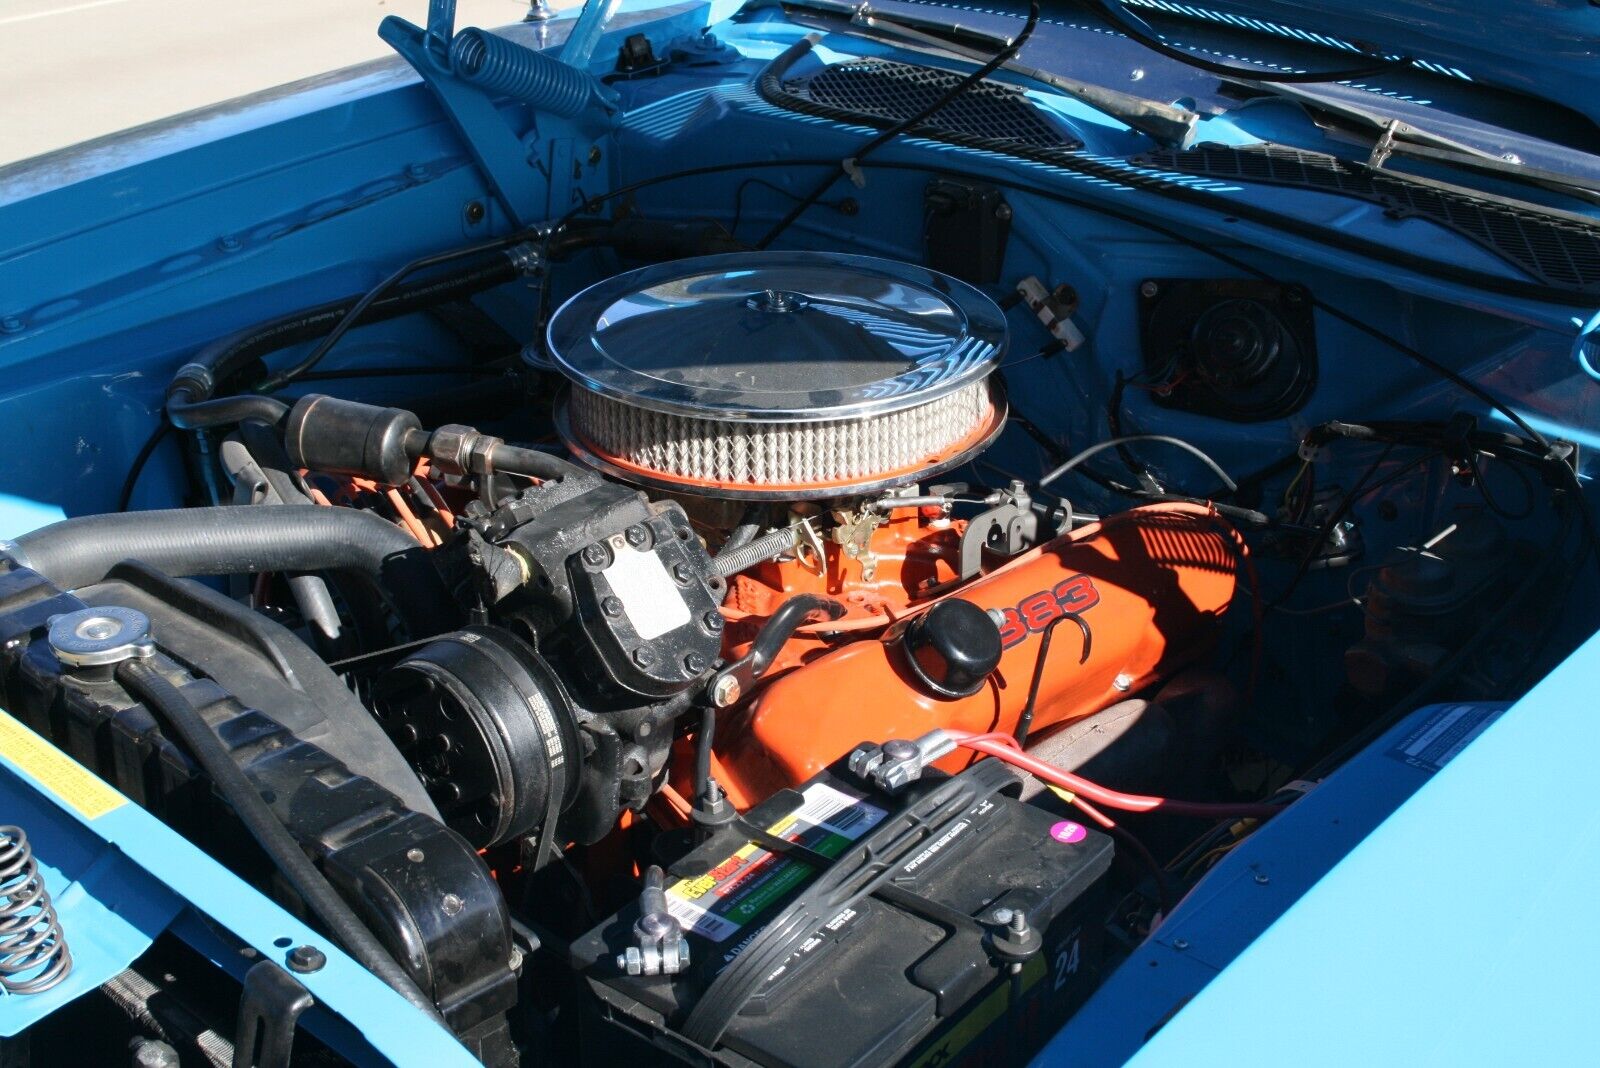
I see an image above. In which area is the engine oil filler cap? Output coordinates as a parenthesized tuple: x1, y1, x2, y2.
(545, 252, 1009, 499)
(899, 598, 1002, 698)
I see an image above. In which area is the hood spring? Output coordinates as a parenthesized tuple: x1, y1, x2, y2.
(0, 825, 73, 995)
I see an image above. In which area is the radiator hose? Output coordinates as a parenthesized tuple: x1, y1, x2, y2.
(10, 506, 456, 630)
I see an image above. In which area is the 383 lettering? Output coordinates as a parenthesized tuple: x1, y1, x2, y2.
(997, 575, 1100, 650)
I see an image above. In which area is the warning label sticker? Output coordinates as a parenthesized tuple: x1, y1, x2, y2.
(1386, 703, 1507, 775)
(0, 708, 127, 820)
(665, 781, 886, 943)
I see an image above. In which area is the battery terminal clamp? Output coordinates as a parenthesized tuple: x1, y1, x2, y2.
(616, 865, 691, 977)
(848, 731, 958, 792)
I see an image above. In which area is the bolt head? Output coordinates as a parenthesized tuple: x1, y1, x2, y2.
(711, 675, 741, 707)
(683, 651, 708, 674)
(882, 739, 917, 760)
(286, 944, 326, 973)
(406, 848, 425, 863)
(1112, 672, 1134, 692)
(602, 596, 625, 617)
(672, 563, 693, 585)
(1173, 938, 1190, 951)
(581, 543, 611, 569)
(442, 893, 465, 916)
(625, 525, 651, 549)
(702, 610, 724, 633)
(1, 316, 23, 333)
(1139, 281, 1160, 299)
(1253, 872, 1270, 885)
(991, 907, 1014, 925)
(632, 647, 657, 668)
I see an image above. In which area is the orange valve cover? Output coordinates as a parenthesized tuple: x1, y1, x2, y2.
(713, 505, 1239, 805)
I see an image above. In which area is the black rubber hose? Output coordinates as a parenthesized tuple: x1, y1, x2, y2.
(722, 523, 761, 552)
(164, 259, 519, 429)
(721, 505, 764, 554)
(748, 594, 846, 674)
(694, 703, 718, 802)
(166, 392, 291, 432)
(113, 659, 447, 1025)
(485, 442, 588, 482)
(12, 506, 455, 630)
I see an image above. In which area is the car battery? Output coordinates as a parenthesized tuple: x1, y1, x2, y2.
(571, 752, 1115, 1067)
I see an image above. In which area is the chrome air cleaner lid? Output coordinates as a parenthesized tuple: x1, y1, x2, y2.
(543, 252, 1009, 499)
(544, 252, 1006, 422)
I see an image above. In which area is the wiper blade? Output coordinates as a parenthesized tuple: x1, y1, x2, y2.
(779, 0, 1196, 146)
(1226, 78, 1600, 205)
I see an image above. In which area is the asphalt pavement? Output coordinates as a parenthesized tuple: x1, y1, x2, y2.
(1, 0, 581, 165)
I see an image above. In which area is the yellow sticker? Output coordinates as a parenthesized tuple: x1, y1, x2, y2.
(0, 708, 127, 820)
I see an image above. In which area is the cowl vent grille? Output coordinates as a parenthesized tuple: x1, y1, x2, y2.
(785, 59, 1081, 152)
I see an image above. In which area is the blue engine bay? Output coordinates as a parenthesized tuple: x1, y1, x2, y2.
(2, 1, 1598, 1064)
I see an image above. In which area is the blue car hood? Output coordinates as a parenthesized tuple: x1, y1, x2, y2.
(1114, 0, 1600, 125)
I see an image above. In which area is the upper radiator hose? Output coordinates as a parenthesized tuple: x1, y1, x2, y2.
(9, 506, 458, 632)
(450, 29, 614, 117)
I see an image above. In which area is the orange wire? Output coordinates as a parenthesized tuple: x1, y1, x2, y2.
(384, 487, 435, 546)
(412, 460, 456, 529)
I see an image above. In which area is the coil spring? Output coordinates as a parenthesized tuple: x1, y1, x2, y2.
(0, 825, 72, 994)
(449, 28, 595, 119)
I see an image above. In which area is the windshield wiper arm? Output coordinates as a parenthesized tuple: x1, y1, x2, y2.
(1226, 78, 1600, 205)
(779, 0, 1196, 146)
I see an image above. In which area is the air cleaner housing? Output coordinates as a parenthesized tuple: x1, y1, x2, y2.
(544, 252, 1008, 500)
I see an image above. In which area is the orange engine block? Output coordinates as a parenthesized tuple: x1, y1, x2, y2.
(710, 504, 1240, 806)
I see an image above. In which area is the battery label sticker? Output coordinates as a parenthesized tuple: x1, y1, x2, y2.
(0, 708, 126, 820)
(1386, 703, 1507, 774)
(1049, 820, 1087, 844)
(666, 781, 886, 943)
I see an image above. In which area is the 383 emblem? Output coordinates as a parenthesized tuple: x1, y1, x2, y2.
(997, 574, 1100, 650)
